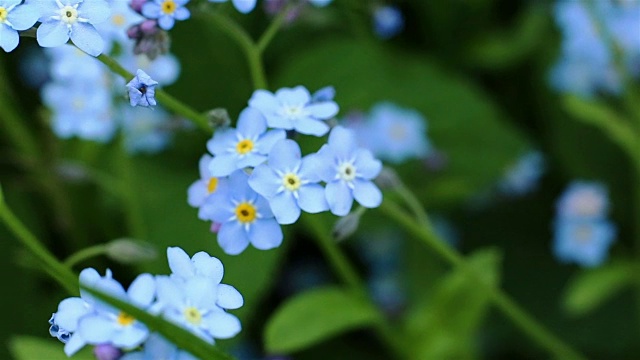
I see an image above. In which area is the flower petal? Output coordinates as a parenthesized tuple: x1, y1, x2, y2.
(216, 284, 244, 309)
(167, 247, 195, 279)
(37, 20, 70, 48)
(297, 184, 329, 213)
(326, 181, 353, 216)
(204, 312, 241, 339)
(269, 192, 300, 225)
(69, 22, 105, 56)
(248, 219, 283, 250)
(191, 252, 224, 283)
(353, 179, 382, 208)
(218, 221, 250, 255)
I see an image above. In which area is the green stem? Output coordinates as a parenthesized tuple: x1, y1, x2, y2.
(95, 54, 211, 132)
(63, 244, 108, 268)
(0, 186, 77, 295)
(203, 12, 268, 89)
(257, 9, 288, 54)
(117, 140, 147, 240)
(378, 200, 586, 360)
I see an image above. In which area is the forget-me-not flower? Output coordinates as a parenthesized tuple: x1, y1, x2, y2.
(36, 0, 111, 56)
(207, 107, 285, 177)
(556, 181, 609, 220)
(372, 5, 404, 39)
(119, 104, 173, 154)
(0, 0, 39, 52)
(127, 69, 159, 107)
(249, 139, 329, 224)
(248, 86, 339, 136)
(208, 0, 256, 14)
(311, 126, 383, 216)
(498, 151, 545, 196)
(142, 0, 190, 30)
(202, 170, 284, 255)
(554, 219, 616, 267)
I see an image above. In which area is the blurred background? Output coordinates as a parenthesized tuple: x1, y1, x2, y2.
(1, 0, 639, 359)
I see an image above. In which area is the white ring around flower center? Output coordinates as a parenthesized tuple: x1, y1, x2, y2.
(282, 173, 302, 191)
(280, 104, 307, 120)
(59, 5, 79, 24)
(338, 162, 356, 182)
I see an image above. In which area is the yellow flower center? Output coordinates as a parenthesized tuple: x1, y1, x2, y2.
(283, 173, 301, 191)
(236, 139, 254, 155)
(207, 177, 219, 193)
(235, 202, 257, 223)
(161, 0, 176, 14)
(60, 6, 79, 24)
(112, 13, 126, 26)
(0, 8, 8, 22)
(183, 306, 202, 325)
(117, 312, 135, 326)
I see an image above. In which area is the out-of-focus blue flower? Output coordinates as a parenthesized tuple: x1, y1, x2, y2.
(119, 104, 172, 154)
(209, 0, 257, 14)
(45, 44, 105, 83)
(93, 344, 122, 360)
(249, 139, 329, 224)
(142, 0, 190, 30)
(201, 170, 284, 255)
(553, 219, 616, 267)
(311, 126, 383, 216)
(358, 102, 430, 164)
(0, 0, 40, 52)
(36, 0, 111, 56)
(248, 86, 339, 136)
(119, 48, 181, 86)
(127, 69, 159, 107)
(309, 0, 332, 7)
(372, 5, 404, 39)
(206, 107, 285, 177)
(96, 0, 144, 51)
(556, 181, 609, 220)
(188, 154, 224, 209)
(120, 333, 197, 360)
(75, 273, 155, 349)
(498, 151, 545, 196)
(311, 86, 335, 102)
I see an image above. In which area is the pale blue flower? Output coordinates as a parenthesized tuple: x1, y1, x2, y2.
(553, 219, 616, 267)
(206, 107, 285, 177)
(36, 0, 111, 56)
(127, 69, 159, 107)
(248, 86, 339, 136)
(142, 0, 190, 30)
(208, 0, 256, 13)
(311, 126, 383, 216)
(372, 5, 404, 39)
(45, 44, 105, 83)
(96, 0, 144, 51)
(0, 0, 40, 52)
(118, 47, 181, 86)
(311, 86, 335, 102)
(119, 104, 172, 154)
(49, 313, 72, 343)
(556, 181, 609, 220)
(249, 139, 329, 224)
(498, 151, 545, 196)
(76, 273, 155, 349)
(202, 170, 284, 255)
(120, 333, 197, 360)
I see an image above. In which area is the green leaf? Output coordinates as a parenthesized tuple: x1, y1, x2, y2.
(264, 286, 382, 354)
(563, 261, 634, 317)
(404, 249, 502, 359)
(274, 39, 528, 206)
(9, 336, 93, 360)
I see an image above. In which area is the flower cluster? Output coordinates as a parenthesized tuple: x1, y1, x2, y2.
(344, 102, 431, 164)
(550, 0, 640, 97)
(189, 86, 384, 255)
(553, 181, 617, 267)
(49, 247, 243, 358)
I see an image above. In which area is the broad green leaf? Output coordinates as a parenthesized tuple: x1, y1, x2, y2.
(563, 261, 634, 317)
(274, 39, 528, 207)
(9, 336, 94, 360)
(264, 286, 382, 354)
(404, 249, 502, 359)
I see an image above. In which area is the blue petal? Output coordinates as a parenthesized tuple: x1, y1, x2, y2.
(232, 0, 257, 13)
(264, 113, 294, 130)
(127, 273, 155, 308)
(299, 153, 324, 182)
(167, 247, 194, 278)
(0, 25, 18, 52)
(353, 179, 382, 208)
(7, 5, 39, 31)
(327, 126, 357, 159)
(37, 20, 70, 48)
(294, 117, 330, 136)
(307, 102, 339, 119)
(248, 89, 279, 111)
(141, 2, 161, 18)
(187, 180, 208, 207)
(185, 277, 217, 309)
(78, 0, 111, 23)
(64, 333, 87, 356)
(206, 128, 237, 155)
(158, 15, 176, 30)
(248, 164, 280, 198)
(191, 252, 224, 283)
(69, 22, 104, 56)
(268, 139, 301, 171)
(326, 181, 353, 216)
(216, 284, 244, 309)
(112, 324, 148, 348)
(298, 184, 329, 213)
(77, 315, 115, 344)
(275, 86, 311, 105)
(218, 221, 250, 255)
(174, 7, 190, 20)
(256, 129, 286, 154)
(354, 149, 382, 179)
(269, 192, 300, 225)
(208, 154, 238, 177)
(308, 146, 337, 182)
(204, 312, 241, 339)
(236, 153, 267, 169)
(248, 219, 283, 250)
(227, 169, 254, 200)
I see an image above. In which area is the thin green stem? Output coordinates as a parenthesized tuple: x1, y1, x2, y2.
(0, 186, 77, 295)
(203, 12, 268, 89)
(378, 200, 587, 360)
(95, 54, 211, 132)
(63, 244, 108, 268)
(257, 9, 288, 54)
(117, 139, 147, 240)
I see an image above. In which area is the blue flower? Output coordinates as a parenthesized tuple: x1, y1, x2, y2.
(36, 0, 111, 56)
(75, 274, 156, 349)
(372, 5, 404, 39)
(498, 151, 545, 196)
(95, 0, 144, 51)
(206, 107, 285, 177)
(309, 0, 333, 7)
(311, 126, 383, 216)
(142, 0, 190, 30)
(0, 0, 39, 52)
(249, 139, 329, 224)
(127, 69, 159, 107)
(553, 219, 616, 267)
(119, 104, 172, 154)
(248, 86, 339, 136)
(208, 0, 256, 14)
(556, 181, 609, 220)
(202, 170, 284, 255)
(120, 333, 197, 360)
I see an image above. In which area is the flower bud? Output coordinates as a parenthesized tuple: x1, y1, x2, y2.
(105, 238, 157, 264)
(206, 108, 231, 129)
(332, 207, 365, 241)
(93, 344, 122, 360)
(374, 166, 401, 190)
